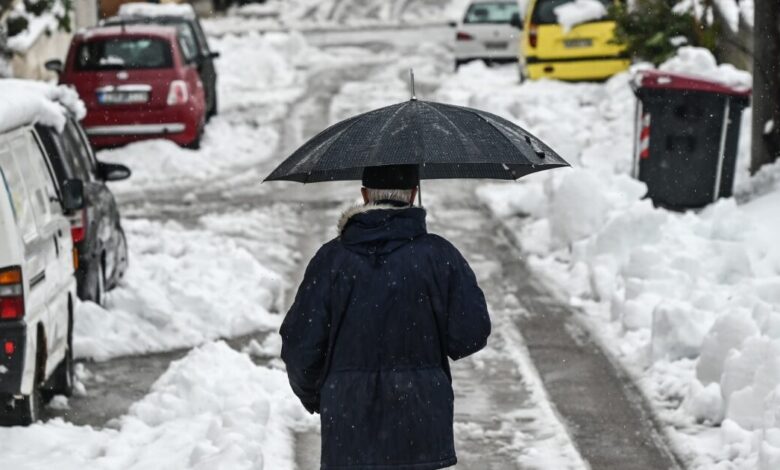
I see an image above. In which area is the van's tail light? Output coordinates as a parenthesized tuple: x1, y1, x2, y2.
(70, 208, 87, 244)
(0, 266, 24, 321)
(167, 80, 190, 105)
(456, 31, 474, 41)
(529, 24, 538, 48)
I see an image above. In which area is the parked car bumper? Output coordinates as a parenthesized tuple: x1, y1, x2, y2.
(82, 106, 202, 148)
(455, 44, 519, 62)
(523, 56, 631, 81)
(0, 321, 27, 396)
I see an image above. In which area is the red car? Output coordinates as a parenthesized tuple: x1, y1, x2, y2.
(57, 24, 206, 149)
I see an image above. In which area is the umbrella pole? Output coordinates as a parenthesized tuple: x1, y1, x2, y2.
(418, 180, 422, 206)
(409, 69, 416, 101)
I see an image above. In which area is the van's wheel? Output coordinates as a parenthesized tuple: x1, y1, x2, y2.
(47, 316, 74, 398)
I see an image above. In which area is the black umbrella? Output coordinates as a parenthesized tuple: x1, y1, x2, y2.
(264, 77, 569, 185)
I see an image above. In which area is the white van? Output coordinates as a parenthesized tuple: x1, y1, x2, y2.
(0, 83, 84, 425)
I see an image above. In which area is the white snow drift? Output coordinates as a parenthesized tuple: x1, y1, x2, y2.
(0, 80, 85, 134)
(0, 342, 312, 469)
(75, 217, 286, 361)
(454, 48, 780, 469)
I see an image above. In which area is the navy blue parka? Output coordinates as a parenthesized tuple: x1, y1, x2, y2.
(280, 203, 491, 470)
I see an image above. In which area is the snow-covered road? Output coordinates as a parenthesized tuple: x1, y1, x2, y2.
(9, 6, 777, 469)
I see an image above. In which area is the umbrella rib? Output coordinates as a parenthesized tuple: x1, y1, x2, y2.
(458, 105, 531, 178)
(300, 114, 370, 183)
(369, 102, 410, 163)
(418, 101, 485, 163)
(460, 106, 524, 152)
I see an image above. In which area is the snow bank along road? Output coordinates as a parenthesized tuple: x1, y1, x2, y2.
(0, 16, 689, 470)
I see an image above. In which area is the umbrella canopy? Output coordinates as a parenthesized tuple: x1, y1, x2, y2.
(264, 99, 569, 183)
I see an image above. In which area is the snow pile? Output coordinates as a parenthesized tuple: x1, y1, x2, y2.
(451, 48, 779, 468)
(0, 342, 311, 469)
(75, 218, 287, 361)
(212, 31, 307, 112)
(99, 117, 279, 196)
(659, 46, 752, 90)
(207, 0, 461, 33)
(675, 0, 754, 30)
(117, 2, 196, 19)
(0, 79, 85, 133)
(554, 0, 608, 32)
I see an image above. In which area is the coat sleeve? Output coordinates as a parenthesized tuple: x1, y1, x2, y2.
(444, 243, 491, 360)
(279, 245, 333, 414)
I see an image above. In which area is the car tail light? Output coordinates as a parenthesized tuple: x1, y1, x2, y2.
(4, 340, 15, 356)
(167, 80, 190, 105)
(456, 31, 474, 41)
(529, 24, 538, 48)
(70, 208, 87, 244)
(0, 266, 24, 321)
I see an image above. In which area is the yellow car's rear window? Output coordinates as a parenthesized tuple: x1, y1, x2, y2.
(531, 0, 612, 24)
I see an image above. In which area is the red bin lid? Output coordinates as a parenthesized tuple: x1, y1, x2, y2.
(634, 69, 751, 98)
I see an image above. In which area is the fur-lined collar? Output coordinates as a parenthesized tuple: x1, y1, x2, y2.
(337, 203, 420, 234)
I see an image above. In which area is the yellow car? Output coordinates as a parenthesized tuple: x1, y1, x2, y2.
(520, 0, 630, 81)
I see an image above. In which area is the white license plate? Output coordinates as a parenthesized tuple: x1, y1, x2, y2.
(485, 41, 509, 50)
(564, 38, 593, 48)
(98, 91, 149, 105)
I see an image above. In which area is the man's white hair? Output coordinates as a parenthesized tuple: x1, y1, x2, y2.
(364, 188, 414, 204)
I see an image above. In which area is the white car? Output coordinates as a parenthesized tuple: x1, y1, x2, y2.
(0, 82, 84, 426)
(453, 0, 523, 70)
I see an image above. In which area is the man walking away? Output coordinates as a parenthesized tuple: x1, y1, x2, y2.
(280, 164, 491, 470)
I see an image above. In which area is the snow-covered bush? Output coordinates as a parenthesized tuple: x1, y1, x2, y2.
(611, 0, 718, 64)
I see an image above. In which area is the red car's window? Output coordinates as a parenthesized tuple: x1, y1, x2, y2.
(75, 37, 173, 71)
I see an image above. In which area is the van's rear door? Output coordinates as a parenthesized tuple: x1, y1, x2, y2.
(530, 0, 624, 60)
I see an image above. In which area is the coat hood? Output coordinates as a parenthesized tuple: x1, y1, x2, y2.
(339, 203, 427, 258)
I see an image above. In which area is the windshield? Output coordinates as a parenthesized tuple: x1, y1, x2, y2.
(75, 37, 173, 70)
(464, 2, 520, 24)
(531, 0, 612, 24)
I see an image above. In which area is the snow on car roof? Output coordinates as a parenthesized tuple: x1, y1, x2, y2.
(117, 2, 196, 19)
(0, 80, 86, 135)
(78, 24, 179, 40)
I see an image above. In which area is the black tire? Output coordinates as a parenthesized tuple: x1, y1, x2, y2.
(207, 93, 218, 120)
(112, 228, 128, 289)
(94, 260, 105, 307)
(518, 65, 527, 83)
(186, 126, 203, 150)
